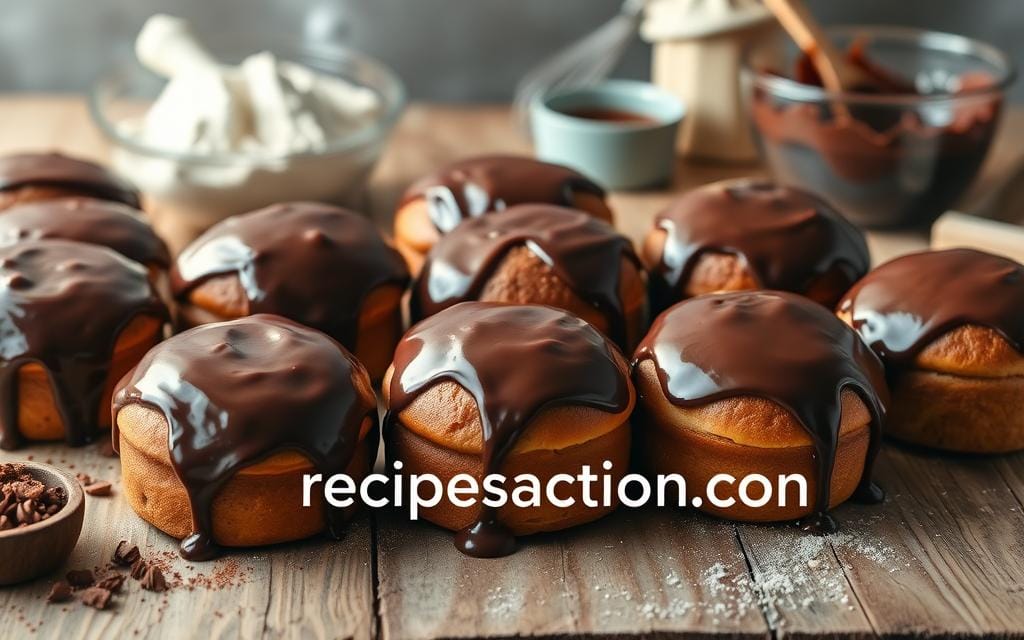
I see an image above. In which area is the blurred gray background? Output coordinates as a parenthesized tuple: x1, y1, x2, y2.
(0, 0, 1020, 101)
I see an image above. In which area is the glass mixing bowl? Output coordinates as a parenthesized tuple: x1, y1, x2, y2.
(746, 26, 1015, 229)
(89, 38, 405, 228)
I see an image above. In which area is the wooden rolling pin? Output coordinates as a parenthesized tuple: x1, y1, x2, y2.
(931, 211, 1024, 262)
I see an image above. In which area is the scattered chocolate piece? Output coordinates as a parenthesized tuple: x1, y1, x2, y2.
(46, 580, 73, 603)
(79, 587, 112, 610)
(140, 565, 167, 592)
(98, 439, 117, 458)
(129, 558, 148, 580)
(65, 569, 94, 588)
(83, 481, 112, 497)
(74, 472, 92, 486)
(95, 574, 125, 593)
(113, 540, 141, 567)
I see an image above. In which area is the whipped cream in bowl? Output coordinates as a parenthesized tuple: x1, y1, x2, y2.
(89, 15, 405, 247)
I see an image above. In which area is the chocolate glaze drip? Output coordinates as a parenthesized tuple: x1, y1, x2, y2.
(633, 291, 888, 532)
(648, 179, 869, 310)
(839, 249, 1024, 365)
(0, 198, 170, 268)
(412, 204, 641, 346)
(0, 153, 140, 208)
(387, 302, 631, 557)
(112, 314, 377, 560)
(0, 240, 166, 450)
(172, 202, 409, 348)
(401, 155, 606, 233)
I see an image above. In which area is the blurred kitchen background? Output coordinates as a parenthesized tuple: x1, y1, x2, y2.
(1, 0, 1021, 101)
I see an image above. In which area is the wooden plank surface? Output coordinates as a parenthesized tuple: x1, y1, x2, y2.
(1, 96, 1024, 640)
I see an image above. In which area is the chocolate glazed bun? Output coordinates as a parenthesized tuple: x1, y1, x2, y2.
(113, 315, 378, 560)
(394, 155, 613, 273)
(0, 240, 167, 450)
(384, 302, 635, 557)
(411, 204, 647, 350)
(172, 202, 410, 381)
(0, 197, 170, 285)
(643, 179, 869, 311)
(838, 249, 1024, 453)
(0, 153, 140, 211)
(633, 291, 888, 531)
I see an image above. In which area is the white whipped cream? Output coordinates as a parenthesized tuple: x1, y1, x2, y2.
(641, 0, 771, 41)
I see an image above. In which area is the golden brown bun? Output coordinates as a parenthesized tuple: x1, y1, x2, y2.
(383, 367, 635, 534)
(642, 230, 853, 308)
(16, 314, 164, 442)
(178, 276, 404, 381)
(634, 359, 872, 522)
(0, 186, 93, 211)
(116, 403, 376, 547)
(395, 191, 614, 275)
(467, 245, 646, 351)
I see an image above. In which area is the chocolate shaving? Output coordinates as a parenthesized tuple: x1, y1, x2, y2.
(65, 569, 94, 588)
(79, 587, 112, 610)
(113, 540, 141, 567)
(129, 558, 148, 580)
(95, 574, 125, 593)
(46, 580, 73, 603)
(140, 565, 167, 592)
(83, 481, 112, 497)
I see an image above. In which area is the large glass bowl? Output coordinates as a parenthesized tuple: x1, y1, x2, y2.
(746, 26, 1015, 229)
(89, 38, 406, 227)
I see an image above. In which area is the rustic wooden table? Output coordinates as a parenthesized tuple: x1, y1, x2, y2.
(1, 96, 1023, 640)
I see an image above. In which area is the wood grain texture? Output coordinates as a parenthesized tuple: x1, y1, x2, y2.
(1, 96, 1024, 640)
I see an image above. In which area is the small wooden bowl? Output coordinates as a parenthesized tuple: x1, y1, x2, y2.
(0, 462, 85, 585)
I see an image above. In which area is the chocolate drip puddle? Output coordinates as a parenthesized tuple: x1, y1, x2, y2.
(633, 292, 888, 531)
(387, 303, 631, 557)
(0, 240, 165, 450)
(172, 202, 409, 349)
(401, 155, 605, 233)
(840, 248, 1024, 365)
(413, 205, 640, 346)
(113, 315, 376, 560)
(650, 180, 869, 309)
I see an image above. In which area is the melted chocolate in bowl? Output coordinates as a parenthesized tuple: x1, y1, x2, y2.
(648, 179, 869, 310)
(0, 198, 169, 268)
(113, 315, 377, 560)
(172, 202, 409, 349)
(400, 155, 605, 233)
(0, 240, 166, 450)
(839, 248, 1024, 365)
(387, 302, 632, 557)
(0, 153, 141, 208)
(412, 204, 641, 346)
(633, 291, 888, 532)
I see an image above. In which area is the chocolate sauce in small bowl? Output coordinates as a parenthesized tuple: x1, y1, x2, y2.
(647, 179, 870, 312)
(0, 198, 169, 268)
(0, 153, 140, 208)
(560, 107, 658, 125)
(411, 204, 642, 348)
(838, 248, 1024, 367)
(400, 155, 606, 233)
(0, 240, 167, 450)
(112, 314, 377, 560)
(632, 291, 888, 532)
(172, 202, 409, 350)
(386, 302, 633, 557)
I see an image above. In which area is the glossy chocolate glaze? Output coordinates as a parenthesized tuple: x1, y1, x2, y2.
(401, 155, 606, 233)
(172, 202, 409, 349)
(387, 302, 631, 557)
(0, 153, 141, 208)
(633, 291, 888, 532)
(112, 314, 377, 560)
(0, 198, 170, 268)
(648, 179, 869, 311)
(0, 240, 165, 450)
(412, 204, 641, 346)
(839, 249, 1024, 365)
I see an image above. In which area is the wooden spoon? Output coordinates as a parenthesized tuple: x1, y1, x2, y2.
(762, 0, 878, 92)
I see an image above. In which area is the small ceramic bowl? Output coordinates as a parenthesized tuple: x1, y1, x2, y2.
(531, 80, 685, 190)
(0, 462, 85, 585)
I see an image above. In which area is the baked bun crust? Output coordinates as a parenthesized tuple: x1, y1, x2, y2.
(634, 360, 871, 522)
(383, 369, 634, 534)
(117, 403, 375, 546)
